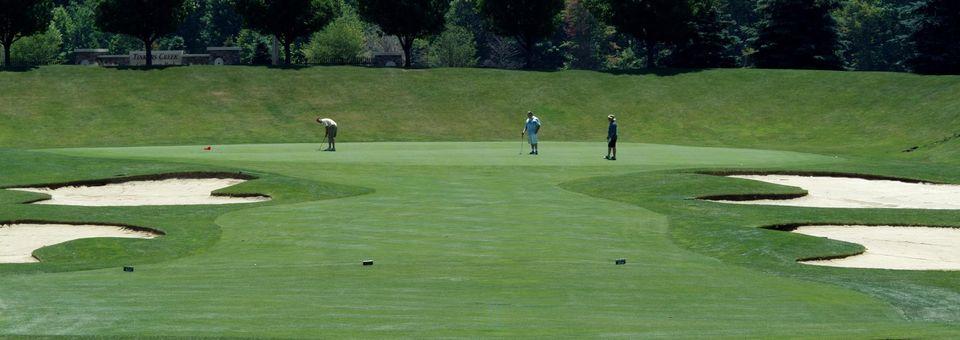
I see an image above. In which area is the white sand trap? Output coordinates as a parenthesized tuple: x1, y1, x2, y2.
(0, 223, 159, 263)
(794, 225, 960, 270)
(8, 178, 270, 206)
(713, 175, 960, 209)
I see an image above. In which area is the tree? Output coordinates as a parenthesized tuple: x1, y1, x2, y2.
(357, 0, 449, 68)
(907, 0, 960, 74)
(751, 0, 842, 70)
(199, 0, 243, 48)
(725, 0, 760, 61)
(725, 0, 760, 28)
(178, 0, 243, 52)
(0, 0, 54, 67)
(233, 0, 339, 65)
(836, 0, 909, 71)
(588, 0, 694, 68)
(562, 0, 605, 70)
(252, 40, 271, 64)
(52, 0, 115, 54)
(480, 0, 564, 68)
(95, 0, 190, 66)
(668, 0, 738, 68)
(446, 0, 492, 62)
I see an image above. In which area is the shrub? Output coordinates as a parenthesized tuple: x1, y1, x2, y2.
(303, 13, 365, 64)
(428, 24, 478, 67)
(233, 28, 272, 64)
(11, 23, 63, 65)
(482, 35, 522, 69)
(156, 35, 186, 50)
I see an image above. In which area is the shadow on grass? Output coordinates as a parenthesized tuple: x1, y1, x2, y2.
(469, 65, 708, 77)
(194, 63, 714, 76)
(93, 63, 712, 77)
(112, 65, 187, 71)
(111, 64, 312, 71)
(0, 65, 39, 72)
(601, 67, 707, 77)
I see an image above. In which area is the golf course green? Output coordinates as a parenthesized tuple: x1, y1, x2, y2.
(2, 67, 960, 337)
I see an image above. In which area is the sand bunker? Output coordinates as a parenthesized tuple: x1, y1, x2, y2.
(0, 223, 159, 263)
(7, 178, 269, 206)
(794, 225, 960, 270)
(711, 175, 960, 209)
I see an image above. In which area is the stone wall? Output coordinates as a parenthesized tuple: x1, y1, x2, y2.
(73, 49, 109, 65)
(373, 53, 403, 67)
(96, 55, 130, 67)
(73, 47, 241, 66)
(207, 47, 241, 65)
(183, 54, 211, 65)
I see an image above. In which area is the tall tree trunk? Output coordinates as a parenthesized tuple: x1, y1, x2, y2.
(2, 41, 10, 68)
(400, 36, 414, 68)
(522, 35, 534, 69)
(645, 40, 656, 69)
(145, 39, 153, 67)
(284, 38, 292, 65)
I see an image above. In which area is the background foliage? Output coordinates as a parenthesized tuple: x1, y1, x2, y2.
(1, 0, 957, 74)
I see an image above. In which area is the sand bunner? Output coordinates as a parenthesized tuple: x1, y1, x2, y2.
(0, 223, 160, 263)
(7, 178, 270, 206)
(711, 175, 960, 209)
(794, 225, 960, 271)
(707, 175, 960, 270)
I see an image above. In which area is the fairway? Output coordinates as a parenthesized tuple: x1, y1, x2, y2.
(1, 142, 958, 337)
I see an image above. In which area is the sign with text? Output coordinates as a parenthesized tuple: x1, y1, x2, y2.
(129, 50, 184, 66)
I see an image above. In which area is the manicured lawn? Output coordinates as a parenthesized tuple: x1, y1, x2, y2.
(3, 67, 960, 337)
(0, 142, 957, 337)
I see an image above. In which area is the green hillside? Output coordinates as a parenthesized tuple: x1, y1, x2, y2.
(2, 66, 959, 158)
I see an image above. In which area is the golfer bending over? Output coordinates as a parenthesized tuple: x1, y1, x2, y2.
(605, 114, 618, 160)
(317, 117, 338, 152)
(522, 111, 541, 155)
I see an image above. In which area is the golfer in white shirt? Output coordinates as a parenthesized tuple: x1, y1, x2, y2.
(317, 117, 337, 152)
(522, 111, 541, 155)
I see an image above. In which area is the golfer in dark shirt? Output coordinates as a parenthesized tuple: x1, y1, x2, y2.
(605, 115, 618, 160)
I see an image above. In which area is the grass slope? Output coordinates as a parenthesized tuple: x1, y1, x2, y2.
(1, 66, 959, 159)
(0, 142, 957, 337)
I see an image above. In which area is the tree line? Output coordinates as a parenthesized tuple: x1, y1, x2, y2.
(0, 0, 958, 74)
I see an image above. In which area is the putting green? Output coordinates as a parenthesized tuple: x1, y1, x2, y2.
(0, 142, 956, 337)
